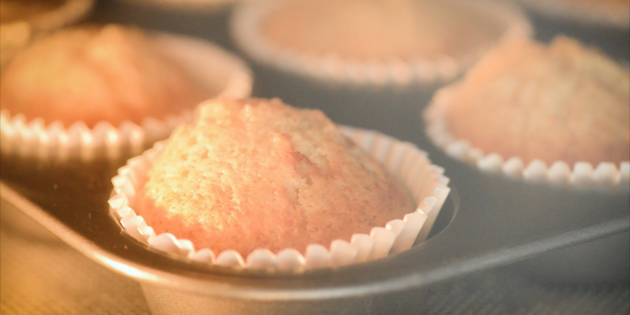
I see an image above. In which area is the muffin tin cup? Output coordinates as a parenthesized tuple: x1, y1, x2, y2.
(109, 126, 451, 271)
(519, 0, 630, 29)
(423, 83, 630, 283)
(0, 31, 253, 163)
(230, 0, 533, 88)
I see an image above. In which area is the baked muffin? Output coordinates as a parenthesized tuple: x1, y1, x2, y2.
(423, 36, 628, 283)
(0, 24, 210, 127)
(232, 0, 532, 86)
(425, 36, 629, 186)
(138, 98, 416, 256)
(442, 36, 629, 166)
(0, 24, 253, 161)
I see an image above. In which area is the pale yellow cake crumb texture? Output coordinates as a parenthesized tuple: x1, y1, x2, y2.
(445, 36, 630, 165)
(0, 24, 209, 127)
(261, 0, 503, 60)
(140, 98, 415, 256)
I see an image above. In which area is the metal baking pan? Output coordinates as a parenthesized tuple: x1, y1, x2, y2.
(1, 1, 628, 314)
(1, 145, 628, 315)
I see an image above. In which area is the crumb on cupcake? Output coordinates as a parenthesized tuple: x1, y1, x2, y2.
(139, 98, 415, 256)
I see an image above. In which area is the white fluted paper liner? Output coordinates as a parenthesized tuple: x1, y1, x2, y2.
(519, 0, 629, 28)
(0, 32, 253, 161)
(230, 0, 532, 87)
(109, 126, 451, 271)
(424, 84, 630, 189)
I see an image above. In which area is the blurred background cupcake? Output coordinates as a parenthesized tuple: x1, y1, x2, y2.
(230, 0, 532, 142)
(0, 23, 252, 244)
(0, 24, 252, 162)
(0, 0, 95, 68)
(424, 36, 629, 282)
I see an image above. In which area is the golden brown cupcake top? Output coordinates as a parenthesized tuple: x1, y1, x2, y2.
(0, 0, 63, 24)
(445, 36, 630, 165)
(0, 24, 209, 127)
(261, 0, 504, 60)
(140, 98, 415, 256)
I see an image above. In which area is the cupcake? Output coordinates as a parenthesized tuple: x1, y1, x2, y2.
(424, 36, 629, 282)
(231, 0, 532, 86)
(0, 24, 253, 161)
(110, 98, 451, 270)
(425, 36, 629, 185)
(1, 25, 209, 128)
(0, 0, 94, 67)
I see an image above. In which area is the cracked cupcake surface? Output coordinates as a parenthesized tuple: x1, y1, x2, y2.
(139, 98, 414, 256)
(444, 36, 630, 166)
(0, 24, 209, 127)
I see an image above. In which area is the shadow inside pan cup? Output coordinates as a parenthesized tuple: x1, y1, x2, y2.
(249, 62, 446, 142)
(424, 186, 459, 241)
(422, 144, 630, 284)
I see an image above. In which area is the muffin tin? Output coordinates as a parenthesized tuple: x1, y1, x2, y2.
(1, 1, 629, 314)
(1, 124, 627, 315)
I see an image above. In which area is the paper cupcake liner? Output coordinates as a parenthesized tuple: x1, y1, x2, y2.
(230, 0, 532, 87)
(108, 126, 451, 271)
(520, 0, 629, 28)
(0, 31, 253, 162)
(424, 84, 630, 189)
